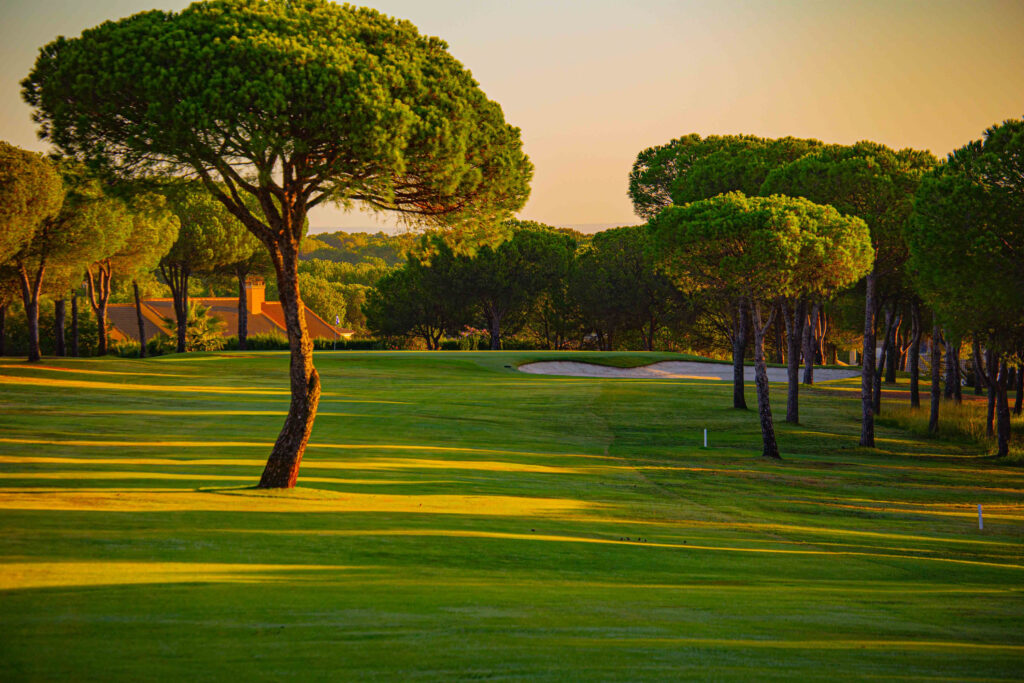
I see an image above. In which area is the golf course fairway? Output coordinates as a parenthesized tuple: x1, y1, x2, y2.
(0, 351, 1021, 680)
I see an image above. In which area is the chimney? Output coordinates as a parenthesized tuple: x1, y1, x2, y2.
(245, 276, 265, 316)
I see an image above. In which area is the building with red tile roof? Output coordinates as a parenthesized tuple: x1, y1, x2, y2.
(106, 278, 354, 343)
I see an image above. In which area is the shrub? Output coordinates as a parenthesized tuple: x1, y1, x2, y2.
(110, 340, 141, 358)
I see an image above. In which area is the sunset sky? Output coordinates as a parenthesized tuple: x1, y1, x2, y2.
(2, 0, 1023, 233)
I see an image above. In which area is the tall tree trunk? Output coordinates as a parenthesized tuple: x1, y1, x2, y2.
(18, 263, 45, 363)
(85, 261, 113, 356)
(161, 262, 190, 353)
(54, 299, 66, 356)
(974, 350, 985, 396)
(1015, 364, 1023, 416)
(944, 338, 957, 400)
(873, 303, 894, 416)
(70, 296, 79, 357)
(236, 266, 248, 351)
(646, 313, 656, 352)
(488, 309, 501, 350)
(133, 281, 146, 358)
(885, 312, 899, 384)
(985, 349, 996, 438)
(731, 300, 748, 410)
(995, 358, 1011, 457)
(783, 298, 806, 424)
(952, 346, 963, 404)
(802, 301, 819, 385)
(773, 313, 785, 364)
(860, 270, 877, 447)
(908, 301, 922, 408)
(0, 303, 5, 356)
(750, 299, 780, 459)
(257, 242, 321, 489)
(928, 326, 942, 434)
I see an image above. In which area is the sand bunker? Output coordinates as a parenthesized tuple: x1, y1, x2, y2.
(518, 360, 859, 382)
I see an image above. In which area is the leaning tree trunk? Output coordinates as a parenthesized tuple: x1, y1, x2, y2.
(133, 281, 146, 358)
(18, 263, 45, 363)
(70, 296, 79, 357)
(860, 270, 877, 447)
(731, 300, 748, 410)
(928, 326, 942, 434)
(750, 299, 780, 459)
(908, 301, 922, 408)
(54, 299, 66, 357)
(257, 242, 322, 489)
(236, 267, 248, 351)
(802, 301, 819, 385)
(783, 298, 806, 424)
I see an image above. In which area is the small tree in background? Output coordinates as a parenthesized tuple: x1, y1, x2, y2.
(0, 141, 63, 267)
(650, 193, 872, 458)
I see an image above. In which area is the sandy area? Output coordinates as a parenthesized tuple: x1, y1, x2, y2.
(518, 360, 860, 382)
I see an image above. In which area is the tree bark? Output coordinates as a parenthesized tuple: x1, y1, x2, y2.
(873, 303, 895, 416)
(257, 241, 321, 489)
(161, 262, 190, 353)
(731, 300, 748, 410)
(0, 303, 5, 356)
(85, 261, 113, 356)
(985, 349, 996, 438)
(236, 266, 248, 351)
(750, 299, 780, 459)
(488, 310, 501, 350)
(773, 313, 785, 364)
(860, 270, 877, 448)
(1015, 364, 1023, 416)
(908, 300, 921, 408)
(802, 301, 819, 385)
(18, 263, 45, 363)
(885, 312, 899, 384)
(928, 326, 941, 434)
(783, 298, 806, 424)
(995, 358, 1011, 457)
(133, 281, 146, 358)
(54, 299, 66, 357)
(952, 345, 963, 404)
(71, 296, 79, 357)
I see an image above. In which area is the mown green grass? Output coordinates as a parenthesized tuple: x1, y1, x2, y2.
(0, 350, 1022, 681)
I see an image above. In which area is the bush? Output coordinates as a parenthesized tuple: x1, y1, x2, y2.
(147, 335, 176, 356)
(110, 340, 141, 357)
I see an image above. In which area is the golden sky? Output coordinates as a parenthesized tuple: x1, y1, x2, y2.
(2, 0, 1023, 233)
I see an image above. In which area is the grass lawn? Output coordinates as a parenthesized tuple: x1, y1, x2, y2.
(0, 350, 1021, 680)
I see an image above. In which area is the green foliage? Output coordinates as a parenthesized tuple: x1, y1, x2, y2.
(0, 141, 63, 265)
(161, 301, 226, 352)
(23, 0, 532, 233)
(908, 120, 1024, 351)
(161, 182, 251, 276)
(650, 192, 873, 304)
(297, 272, 347, 327)
(300, 231, 416, 266)
(761, 141, 936, 278)
(628, 134, 822, 219)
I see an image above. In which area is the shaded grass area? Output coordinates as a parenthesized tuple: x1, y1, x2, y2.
(0, 351, 1022, 680)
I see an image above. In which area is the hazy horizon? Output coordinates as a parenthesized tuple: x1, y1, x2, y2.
(3, 0, 1023, 231)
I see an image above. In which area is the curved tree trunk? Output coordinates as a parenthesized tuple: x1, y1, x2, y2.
(928, 326, 941, 434)
(751, 299, 780, 459)
(133, 281, 146, 358)
(783, 298, 806, 424)
(54, 299, 66, 357)
(860, 270, 877, 447)
(731, 300, 748, 410)
(258, 242, 321, 489)
(70, 296, 79, 357)
(908, 301, 921, 408)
